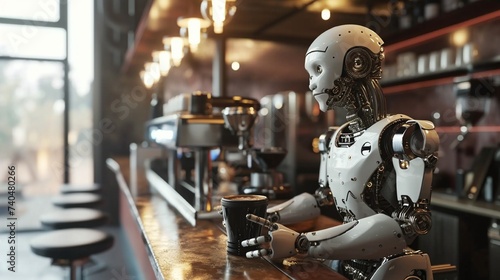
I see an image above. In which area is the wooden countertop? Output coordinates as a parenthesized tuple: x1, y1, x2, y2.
(112, 156, 347, 279)
(128, 195, 345, 280)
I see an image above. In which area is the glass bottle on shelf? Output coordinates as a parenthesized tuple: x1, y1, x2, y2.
(399, 0, 413, 29)
(412, 0, 425, 24)
(389, 0, 402, 33)
(424, 0, 441, 20)
(441, 0, 459, 13)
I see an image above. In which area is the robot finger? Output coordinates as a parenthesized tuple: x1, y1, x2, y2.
(246, 214, 278, 230)
(241, 234, 271, 247)
(245, 248, 272, 258)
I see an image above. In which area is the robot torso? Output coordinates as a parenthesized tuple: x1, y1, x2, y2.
(328, 114, 410, 222)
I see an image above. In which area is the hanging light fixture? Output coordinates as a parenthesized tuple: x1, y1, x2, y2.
(145, 61, 161, 84)
(177, 1, 211, 53)
(200, 0, 238, 34)
(153, 50, 172, 76)
(163, 36, 186, 67)
(140, 70, 155, 89)
(177, 17, 211, 52)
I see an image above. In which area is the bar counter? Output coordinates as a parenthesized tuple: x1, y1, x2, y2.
(113, 159, 347, 280)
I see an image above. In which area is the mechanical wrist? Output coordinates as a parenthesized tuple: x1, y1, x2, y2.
(295, 234, 310, 254)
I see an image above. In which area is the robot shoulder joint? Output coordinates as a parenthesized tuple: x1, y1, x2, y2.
(392, 120, 439, 160)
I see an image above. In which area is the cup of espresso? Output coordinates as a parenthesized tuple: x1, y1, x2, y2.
(221, 194, 268, 256)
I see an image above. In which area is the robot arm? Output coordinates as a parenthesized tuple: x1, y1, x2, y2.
(242, 213, 407, 260)
(266, 128, 335, 225)
(266, 178, 334, 225)
(266, 192, 321, 224)
(391, 120, 439, 243)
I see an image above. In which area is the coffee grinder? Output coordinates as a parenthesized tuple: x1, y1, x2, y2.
(222, 106, 291, 199)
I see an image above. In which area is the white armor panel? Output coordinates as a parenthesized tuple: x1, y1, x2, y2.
(393, 157, 428, 203)
(267, 193, 320, 225)
(371, 251, 433, 280)
(306, 213, 406, 260)
(328, 114, 410, 220)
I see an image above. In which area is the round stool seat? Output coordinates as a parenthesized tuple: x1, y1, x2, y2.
(30, 228, 114, 260)
(41, 208, 108, 229)
(60, 184, 100, 194)
(52, 193, 101, 208)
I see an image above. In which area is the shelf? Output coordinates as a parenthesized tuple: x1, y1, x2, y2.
(383, 1, 500, 53)
(381, 66, 468, 88)
(432, 191, 500, 220)
(436, 126, 500, 134)
(379, 1, 500, 95)
(381, 59, 500, 94)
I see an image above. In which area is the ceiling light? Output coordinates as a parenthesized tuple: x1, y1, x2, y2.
(140, 70, 155, 89)
(163, 36, 186, 67)
(177, 16, 211, 52)
(212, 0, 227, 34)
(452, 29, 469, 47)
(153, 50, 171, 76)
(145, 62, 161, 84)
(200, 0, 238, 34)
(321, 8, 331, 21)
(231, 61, 240, 71)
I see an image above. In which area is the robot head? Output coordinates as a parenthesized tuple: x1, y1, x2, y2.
(305, 24, 384, 112)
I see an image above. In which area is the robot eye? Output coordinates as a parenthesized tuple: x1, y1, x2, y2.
(316, 65, 322, 74)
(354, 57, 363, 70)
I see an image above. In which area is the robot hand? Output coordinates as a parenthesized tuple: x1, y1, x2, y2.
(241, 214, 310, 260)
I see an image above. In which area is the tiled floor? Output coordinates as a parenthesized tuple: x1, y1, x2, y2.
(0, 195, 144, 280)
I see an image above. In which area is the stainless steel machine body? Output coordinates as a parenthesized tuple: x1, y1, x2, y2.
(145, 92, 259, 225)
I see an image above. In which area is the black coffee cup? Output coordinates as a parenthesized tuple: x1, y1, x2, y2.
(221, 194, 268, 256)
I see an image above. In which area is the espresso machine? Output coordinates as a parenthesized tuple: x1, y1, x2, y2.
(145, 91, 259, 225)
(222, 105, 290, 199)
(253, 91, 334, 195)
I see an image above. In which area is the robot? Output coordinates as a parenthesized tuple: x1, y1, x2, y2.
(241, 24, 440, 280)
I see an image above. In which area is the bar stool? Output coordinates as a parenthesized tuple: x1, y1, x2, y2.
(30, 228, 114, 280)
(60, 184, 100, 194)
(40, 208, 108, 229)
(52, 193, 102, 208)
(39, 207, 110, 276)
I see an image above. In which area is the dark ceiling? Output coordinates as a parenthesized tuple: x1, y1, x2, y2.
(122, 0, 391, 76)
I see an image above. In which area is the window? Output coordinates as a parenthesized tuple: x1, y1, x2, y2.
(0, 0, 60, 22)
(0, 24, 66, 59)
(0, 60, 64, 193)
(0, 0, 94, 194)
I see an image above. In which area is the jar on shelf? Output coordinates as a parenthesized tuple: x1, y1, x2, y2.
(424, 0, 441, 20)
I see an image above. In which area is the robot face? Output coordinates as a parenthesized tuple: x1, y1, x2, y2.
(305, 49, 336, 112)
(304, 24, 384, 112)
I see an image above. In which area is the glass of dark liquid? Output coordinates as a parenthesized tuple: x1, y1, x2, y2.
(221, 195, 268, 256)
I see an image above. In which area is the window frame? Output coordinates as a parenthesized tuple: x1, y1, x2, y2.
(0, 2, 70, 183)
